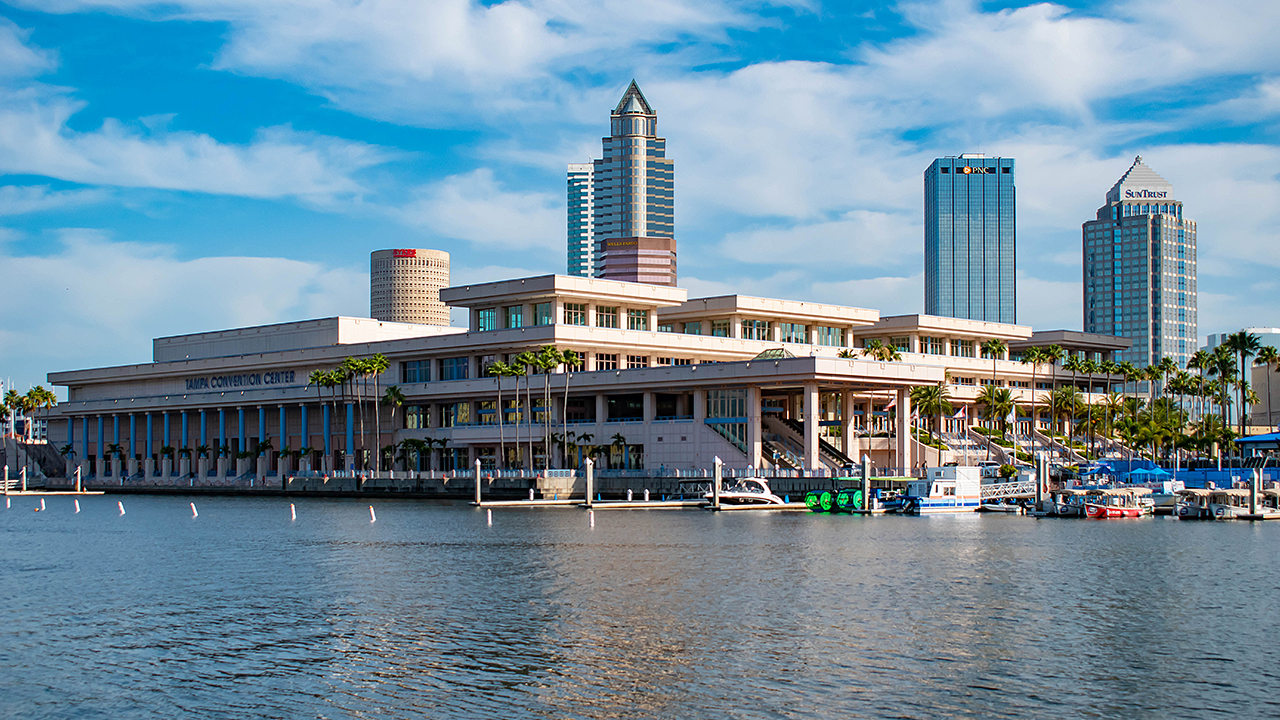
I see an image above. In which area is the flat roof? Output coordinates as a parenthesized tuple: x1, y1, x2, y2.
(864, 314, 1032, 341)
(440, 274, 687, 309)
(1013, 330, 1130, 352)
(657, 295, 879, 325)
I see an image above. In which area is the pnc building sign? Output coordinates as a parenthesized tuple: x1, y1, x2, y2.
(960, 166, 994, 174)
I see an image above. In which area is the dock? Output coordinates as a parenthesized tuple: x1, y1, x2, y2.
(706, 502, 811, 512)
(583, 500, 706, 510)
(474, 499, 580, 507)
(5, 490, 105, 496)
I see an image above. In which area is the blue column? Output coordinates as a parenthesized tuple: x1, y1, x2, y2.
(82, 417, 89, 461)
(163, 412, 170, 449)
(146, 413, 153, 459)
(199, 410, 207, 447)
(258, 406, 266, 456)
(301, 405, 309, 448)
(346, 403, 354, 469)
(323, 404, 331, 458)
(126, 414, 134, 459)
(181, 411, 188, 449)
(238, 407, 246, 456)
(218, 409, 226, 454)
(96, 416, 103, 461)
(68, 416, 74, 453)
(113, 415, 121, 450)
(278, 406, 286, 452)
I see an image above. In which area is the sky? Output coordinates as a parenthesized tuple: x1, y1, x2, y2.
(2, 0, 1279, 397)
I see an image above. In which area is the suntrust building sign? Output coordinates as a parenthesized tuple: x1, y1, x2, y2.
(1124, 188, 1169, 199)
(184, 370, 300, 392)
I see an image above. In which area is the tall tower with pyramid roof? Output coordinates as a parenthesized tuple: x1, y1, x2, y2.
(566, 80, 675, 285)
(1083, 156, 1197, 370)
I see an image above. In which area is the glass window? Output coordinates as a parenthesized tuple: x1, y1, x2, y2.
(596, 306, 619, 328)
(564, 303, 587, 326)
(657, 323, 674, 333)
(477, 308, 497, 332)
(404, 405, 426, 429)
(596, 353, 618, 371)
(440, 357, 469, 381)
(780, 322, 806, 343)
(951, 339, 975, 357)
(742, 320, 771, 341)
(889, 336, 910, 352)
(533, 302, 553, 326)
(626, 355, 648, 369)
(504, 305, 523, 329)
(441, 402, 470, 428)
(477, 400, 496, 426)
(402, 360, 430, 383)
(627, 309, 649, 331)
(921, 336, 945, 355)
(711, 320, 729, 337)
(683, 321, 702, 335)
(816, 326, 845, 347)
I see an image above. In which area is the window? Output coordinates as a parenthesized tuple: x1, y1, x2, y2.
(742, 320, 771, 341)
(890, 336, 910, 353)
(683, 321, 702, 335)
(402, 360, 430, 383)
(627, 309, 649, 331)
(816, 326, 845, 347)
(441, 402, 470, 428)
(954, 377, 975, 386)
(596, 353, 619, 370)
(657, 323, 674, 333)
(564, 303, 587, 325)
(780, 322, 806, 343)
(504, 305, 523, 329)
(921, 336, 945, 355)
(673, 358, 693, 366)
(951, 339, 975, 357)
(711, 320, 730, 337)
(533, 302, 553, 326)
(627, 355, 648, 369)
(404, 405, 426, 429)
(440, 357, 469, 381)
(656, 357, 673, 366)
(477, 400, 496, 426)
(596, 306, 619, 328)
(477, 308, 497, 332)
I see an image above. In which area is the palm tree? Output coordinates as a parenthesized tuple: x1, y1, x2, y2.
(1042, 345, 1065, 440)
(536, 345, 564, 470)
(1080, 358, 1101, 457)
(610, 432, 627, 470)
(980, 339, 1006, 387)
(513, 350, 538, 468)
(560, 349, 581, 468)
(1225, 331, 1262, 436)
(340, 356, 367, 465)
(1019, 346, 1048, 450)
(909, 383, 953, 445)
(487, 361, 513, 468)
(381, 384, 406, 470)
(1255, 346, 1279, 430)
(367, 354, 390, 471)
(3, 389, 21, 438)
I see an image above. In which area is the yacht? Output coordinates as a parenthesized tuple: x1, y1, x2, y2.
(706, 478, 786, 505)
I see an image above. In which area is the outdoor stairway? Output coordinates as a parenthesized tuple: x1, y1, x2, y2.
(965, 428, 1012, 464)
(763, 440, 801, 470)
(1032, 430, 1088, 464)
(778, 418, 855, 467)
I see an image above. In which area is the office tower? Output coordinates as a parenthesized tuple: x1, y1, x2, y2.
(370, 248, 451, 325)
(1082, 156, 1198, 368)
(924, 154, 1017, 323)
(566, 80, 675, 285)
(567, 163, 595, 276)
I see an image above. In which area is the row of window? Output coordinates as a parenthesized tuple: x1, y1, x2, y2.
(402, 358, 469, 384)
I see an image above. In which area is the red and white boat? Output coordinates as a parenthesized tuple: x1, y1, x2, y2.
(1083, 488, 1153, 518)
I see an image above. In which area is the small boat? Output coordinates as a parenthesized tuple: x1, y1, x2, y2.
(901, 466, 981, 514)
(1176, 488, 1212, 520)
(1207, 488, 1253, 520)
(979, 502, 1021, 513)
(1084, 487, 1151, 518)
(1054, 489, 1087, 517)
(706, 478, 785, 505)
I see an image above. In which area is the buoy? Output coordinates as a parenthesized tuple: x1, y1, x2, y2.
(190, 502, 198, 519)
(487, 508, 492, 526)
(369, 506, 376, 523)
(290, 503, 296, 521)
(5, 497, 9, 508)
(40, 498, 46, 511)
(118, 501, 126, 516)
(589, 510, 595, 528)
(74, 499, 81, 513)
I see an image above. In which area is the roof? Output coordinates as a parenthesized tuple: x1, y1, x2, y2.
(1236, 431, 1280, 447)
(1106, 156, 1174, 203)
(612, 80, 654, 116)
(753, 348, 797, 360)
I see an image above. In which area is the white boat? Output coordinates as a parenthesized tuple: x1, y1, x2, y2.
(1207, 488, 1254, 520)
(1176, 488, 1212, 520)
(901, 466, 981, 514)
(705, 478, 785, 505)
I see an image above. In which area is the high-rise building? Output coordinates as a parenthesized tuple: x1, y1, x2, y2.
(924, 154, 1016, 324)
(566, 80, 676, 285)
(370, 248, 451, 325)
(566, 163, 595, 277)
(1083, 156, 1198, 369)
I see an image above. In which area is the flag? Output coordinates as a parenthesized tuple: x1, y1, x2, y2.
(884, 397, 895, 410)
(952, 406, 966, 419)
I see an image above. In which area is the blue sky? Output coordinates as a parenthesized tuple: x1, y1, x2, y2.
(2, 0, 1279, 396)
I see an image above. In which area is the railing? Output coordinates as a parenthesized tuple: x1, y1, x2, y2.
(981, 479, 1036, 499)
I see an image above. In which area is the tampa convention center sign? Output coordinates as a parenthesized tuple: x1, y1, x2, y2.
(184, 370, 300, 392)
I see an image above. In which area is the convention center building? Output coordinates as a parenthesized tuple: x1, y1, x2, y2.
(45, 273, 1127, 480)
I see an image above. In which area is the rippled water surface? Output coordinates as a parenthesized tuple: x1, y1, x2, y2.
(3, 494, 1279, 719)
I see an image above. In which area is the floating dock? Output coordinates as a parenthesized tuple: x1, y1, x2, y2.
(707, 502, 810, 512)
(474, 499, 580, 508)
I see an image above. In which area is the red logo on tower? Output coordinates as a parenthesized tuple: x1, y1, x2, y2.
(393, 249, 417, 258)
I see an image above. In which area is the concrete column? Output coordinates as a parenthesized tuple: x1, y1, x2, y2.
(68, 416, 75, 458)
(145, 413, 154, 477)
(124, 414, 134, 476)
(163, 412, 171, 450)
(300, 404, 309, 448)
(278, 405, 287, 458)
(218, 409, 226, 456)
(643, 391, 655, 422)
(803, 382, 819, 469)
(322, 404, 332, 462)
(258, 406, 267, 456)
(896, 387, 913, 473)
(842, 391, 857, 458)
(238, 407, 246, 457)
(596, 393, 607, 424)
(865, 400, 875, 435)
(114, 414, 122, 459)
(95, 415, 104, 477)
(747, 385, 762, 468)
(181, 411, 188, 451)
(345, 402, 355, 472)
(199, 410, 207, 448)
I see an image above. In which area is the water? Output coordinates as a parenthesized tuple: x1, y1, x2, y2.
(3, 495, 1279, 719)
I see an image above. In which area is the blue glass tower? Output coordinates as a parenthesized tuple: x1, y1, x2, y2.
(924, 154, 1016, 324)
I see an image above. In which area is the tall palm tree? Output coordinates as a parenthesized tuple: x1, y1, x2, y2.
(560, 349, 581, 468)
(1226, 331, 1262, 436)
(1042, 345, 1065, 440)
(1019, 346, 1048, 450)
(487, 361, 513, 468)
(1187, 350, 1210, 423)
(381, 385, 405, 468)
(980, 339, 1007, 389)
(1080, 358, 1101, 457)
(513, 350, 538, 468)
(536, 345, 564, 470)
(1255, 346, 1279, 430)
(909, 383, 953, 445)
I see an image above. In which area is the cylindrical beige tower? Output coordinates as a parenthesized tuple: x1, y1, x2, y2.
(370, 249, 450, 325)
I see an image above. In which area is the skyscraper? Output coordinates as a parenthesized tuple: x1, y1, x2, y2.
(565, 80, 676, 285)
(566, 163, 595, 277)
(1082, 157, 1198, 369)
(370, 248, 451, 325)
(924, 154, 1016, 324)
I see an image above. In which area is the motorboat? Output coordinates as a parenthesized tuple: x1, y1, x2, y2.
(900, 466, 981, 514)
(706, 478, 785, 505)
(1207, 488, 1253, 520)
(1176, 488, 1212, 520)
(1084, 487, 1152, 518)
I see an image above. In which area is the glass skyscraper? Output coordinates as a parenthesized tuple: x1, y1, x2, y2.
(1082, 156, 1197, 369)
(566, 80, 676, 285)
(924, 154, 1016, 324)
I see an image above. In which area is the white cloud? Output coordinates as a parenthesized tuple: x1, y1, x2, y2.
(0, 230, 367, 391)
(400, 168, 562, 251)
(0, 184, 107, 215)
(719, 210, 919, 269)
(0, 17, 55, 79)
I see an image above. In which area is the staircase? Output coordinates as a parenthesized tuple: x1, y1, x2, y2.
(1033, 430, 1088, 464)
(965, 429, 1012, 464)
(774, 418, 855, 468)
